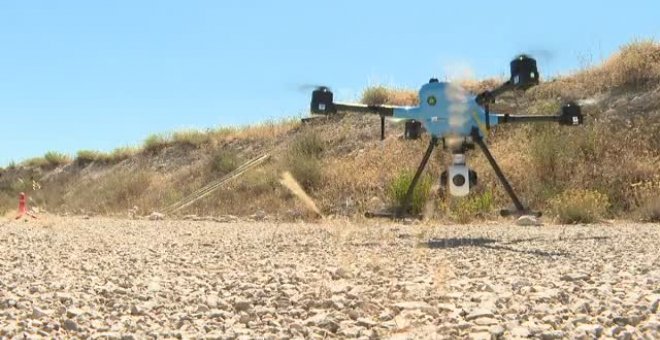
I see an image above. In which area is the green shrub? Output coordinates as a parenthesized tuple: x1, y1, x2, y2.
(76, 150, 103, 164)
(549, 189, 610, 224)
(387, 170, 433, 215)
(43, 151, 71, 167)
(143, 134, 171, 153)
(284, 131, 325, 190)
(108, 146, 137, 163)
(172, 129, 211, 148)
(23, 157, 49, 168)
(447, 190, 495, 224)
(290, 131, 324, 158)
(211, 149, 240, 174)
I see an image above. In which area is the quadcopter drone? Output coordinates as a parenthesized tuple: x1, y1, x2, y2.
(307, 55, 584, 218)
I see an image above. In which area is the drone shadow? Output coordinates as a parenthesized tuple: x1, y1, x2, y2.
(422, 235, 611, 257)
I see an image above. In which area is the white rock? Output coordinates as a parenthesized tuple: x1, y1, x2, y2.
(517, 215, 542, 226)
(466, 309, 495, 321)
(575, 324, 603, 338)
(468, 331, 491, 340)
(148, 212, 165, 221)
(510, 326, 531, 338)
(31, 307, 50, 319)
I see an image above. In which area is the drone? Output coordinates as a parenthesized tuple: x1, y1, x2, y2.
(307, 55, 584, 218)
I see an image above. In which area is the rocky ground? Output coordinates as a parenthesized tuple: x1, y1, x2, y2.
(0, 216, 658, 339)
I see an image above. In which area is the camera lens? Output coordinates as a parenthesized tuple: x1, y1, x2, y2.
(452, 174, 466, 187)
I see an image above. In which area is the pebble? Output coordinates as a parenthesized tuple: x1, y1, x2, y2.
(0, 219, 656, 339)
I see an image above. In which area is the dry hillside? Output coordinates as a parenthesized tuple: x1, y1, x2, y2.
(1, 41, 659, 223)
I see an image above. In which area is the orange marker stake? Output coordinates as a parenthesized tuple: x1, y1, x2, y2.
(15, 192, 37, 220)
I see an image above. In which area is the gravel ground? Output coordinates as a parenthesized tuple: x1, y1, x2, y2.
(0, 217, 658, 339)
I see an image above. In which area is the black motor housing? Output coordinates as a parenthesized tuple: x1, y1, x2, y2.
(558, 102, 584, 125)
(310, 87, 336, 114)
(405, 120, 423, 140)
(510, 55, 539, 89)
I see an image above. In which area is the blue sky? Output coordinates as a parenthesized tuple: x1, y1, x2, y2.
(0, 1, 658, 165)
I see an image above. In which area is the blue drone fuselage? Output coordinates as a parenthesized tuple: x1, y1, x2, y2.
(392, 81, 497, 139)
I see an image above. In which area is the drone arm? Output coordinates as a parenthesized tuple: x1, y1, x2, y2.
(475, 81, 514, 105)
(493, 102, 584, 126)
(496, 114, 559, 123)
(334, 103, 395, 116)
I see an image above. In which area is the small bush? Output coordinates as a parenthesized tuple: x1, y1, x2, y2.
(549, 189, 610, 224)
(290, 131, 324, 158)
(387, 171, 433, 215)
(172, 129, 211, 148)
(288, 157, 323, 190)
(23, 157, 49, 168)
(284, 131, 325, 190)
(76, 150, 103, 164)
(211, 149, 240, 174)
(143, 134, 171, 153)
(447, 190, 495, 224)
(108, 146, 137, 163)
(603, 40, 660, 89)
(44, 151, 71, 167)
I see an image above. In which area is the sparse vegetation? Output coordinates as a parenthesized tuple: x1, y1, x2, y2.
(445, 190, 495, 224)
(172, 129, 212, 148)
(530, 39, 660, 99)
(211, 149, 240, 174)
(637, 196, 660, 222)
(549, 189, 610, 224)
(44, 151, 71, 167)
(386, 170, 433, 215)
(76, 150, 103, 165)
(143, 133, 171, 153)
(361, 86, 418, 106)
(108, 146, 137, 163)
(285, 130, 325, 190)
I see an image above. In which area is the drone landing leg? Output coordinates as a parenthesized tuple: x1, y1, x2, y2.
(471, 130, 539, 217)
(394, 136, 438, 218)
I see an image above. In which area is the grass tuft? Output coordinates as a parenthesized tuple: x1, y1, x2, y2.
(44, 151, 71, 167)
(549, 189, 610, 224)
(361, 86, 418, 106)
(143, 134, 171, 153)
(386, 170, 433, 215)
(210, 149, 240, 174)
(172, 129, 212, 148)
(284, 130, 325, 190)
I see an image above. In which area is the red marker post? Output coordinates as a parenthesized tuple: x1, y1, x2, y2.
(15, 192, 37, 220)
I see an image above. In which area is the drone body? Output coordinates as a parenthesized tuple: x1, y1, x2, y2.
(307, 55, 584, 218)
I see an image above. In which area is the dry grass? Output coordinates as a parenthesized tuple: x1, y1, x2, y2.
(1, 41, 658, 221)
(530, 39, 660, 99)
(361, 86, 418, 106)
(548, 189, 610, 224)
(172, 129, 212, 148)
(638, 196, 660, 222)
(143, 133, 172, 154)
